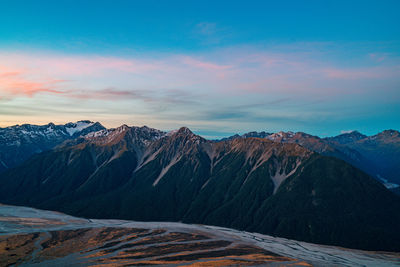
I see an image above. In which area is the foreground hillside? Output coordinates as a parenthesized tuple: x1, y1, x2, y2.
(1, 125, 400, 252)
(1, 204, 399, 266)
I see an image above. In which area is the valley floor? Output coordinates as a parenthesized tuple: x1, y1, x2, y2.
(0, 204, 399, 266)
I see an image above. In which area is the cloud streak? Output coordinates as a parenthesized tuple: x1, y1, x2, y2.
(1, 48, 398, 100)
(0, 65, 65, 98)
(182, 56, 232, 71)
(1, 44, 399, 136)
(193, 22, 230, 45)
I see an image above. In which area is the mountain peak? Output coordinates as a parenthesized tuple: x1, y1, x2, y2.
(340, 130, 365, 137)
(164, 127, 205, 146)
(326, 130, 367, 144)
(177, 127, 193, 135)
(165, 127, 196, 137)
(117, 124, 130, 131)
(242, 131, 272, 139)
(373, 129, 400, 140)
(85, 124, 129, 140)
(380, 129, 399, 135)
(266, 131, 295, 141)
(64, 121, 99, 136)
(77, 120, 93, 124)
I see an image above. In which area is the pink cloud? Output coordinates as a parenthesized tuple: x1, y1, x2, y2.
(1, 54, 161, 77)
(0, 49, 399, 103)
(0, 65, 148, 101)
(369, 53, 386, 62)
(181, 56, 232, 71)
(35, 56, 160, 76)
(0, 71, 22, 78)
(322, 68, 386, 80)
(0, 65, 64, 98)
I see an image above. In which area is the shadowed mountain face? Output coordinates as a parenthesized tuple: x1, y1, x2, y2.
(0, 120, 105, 173)
(1, 125, 400, 252)
(327, 130, 400, 186)
(226, 130, 400, 186)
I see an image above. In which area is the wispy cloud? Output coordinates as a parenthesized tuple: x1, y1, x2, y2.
(196, 22, 218, 36)
(64, 87, 200, 107)
(0, 65, 65, 98)
(2, 48, 398, 100)
(369, 53, 387, 62)
(193, 22, 230, 45)
(182, 56, 232, 71)
(1, 44, 399, 134)
(321, 67, 391, 80)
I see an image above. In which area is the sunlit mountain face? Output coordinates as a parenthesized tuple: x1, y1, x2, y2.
(1, 1, 399, 266)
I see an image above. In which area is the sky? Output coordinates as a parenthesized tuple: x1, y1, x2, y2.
(0, 0, 399, 138)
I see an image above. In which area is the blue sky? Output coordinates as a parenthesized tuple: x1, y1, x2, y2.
(0, 0, 399, 138)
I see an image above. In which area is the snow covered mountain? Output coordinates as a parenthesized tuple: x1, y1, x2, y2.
(0, 120, 105, 172)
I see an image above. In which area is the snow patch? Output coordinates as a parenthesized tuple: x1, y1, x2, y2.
(136, 147, 163, 172)
(85, 129, 110, 138)
(84, 125, 128, 143)
(378, 174, 400, 189)
(0, 159, 8, 169)
(340, 130, 355, 134)
(65, 121, 94, 136)
(242, 150, 273, 185)
(271, 159, 301, 194)
(153, 155, 182, 186)
(201, 178, 211, 189)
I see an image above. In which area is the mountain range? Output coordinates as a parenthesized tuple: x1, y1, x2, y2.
(222, 130, 400, 188)
(2, 121, 399, 189)
(1, 122, 400, 252)
(0, 120, 105, 173)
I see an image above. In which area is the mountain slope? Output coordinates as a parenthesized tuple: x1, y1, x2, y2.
(0, 126, 400, 252)
(0, 120, 105, 172)
(250, 155, 400, 251)
(326, 130, 400, 185)
(0, 125, 164, 207)
(226, 130, 400, 187)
